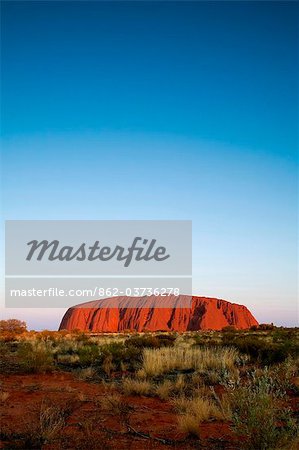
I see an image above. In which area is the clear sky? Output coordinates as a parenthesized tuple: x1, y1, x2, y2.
(1, 1, 298, 329)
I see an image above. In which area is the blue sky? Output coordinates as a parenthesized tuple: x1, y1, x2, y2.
(1, 1, 298, 329)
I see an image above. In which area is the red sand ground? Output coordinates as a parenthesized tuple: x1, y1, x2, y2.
(0, 372, 242, 450)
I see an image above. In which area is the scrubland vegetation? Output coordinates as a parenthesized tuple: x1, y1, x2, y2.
(0, 319, 298, 449)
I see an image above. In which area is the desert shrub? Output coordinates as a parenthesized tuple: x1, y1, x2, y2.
(56, 353, 80, 366)
(230, 387, 298, 450)
(155, 334, 176, 347)
(18, 398, 77, 448)
(125, 334, 175, 350)
(101, 393, 133, 425)
(215, 366, 240, 388)
(125, 335, 160, 348)
(0, 319, 27, 342)
(278, 355, 299, 380)
(17, 341, 54, 373)
(222, 325, 237, 333)
(77, 344, 100, 367)
(102, 353, 115, 376)
(258, 323, 275, 331)
(72, 331, 90, 343)
(37, 330, 61, 341)
(191, 334, 204, 345)
(0, 341, 21, 373)
(262, 341, 299, 365)
(272, 328, 297, 343)
(53, 339, 82, 357)
(0, 319, 27, 334)
(223, 335, 298, 365)
(100, 342, 142, 373)
(248, 367, 288, 398)
(202, 369, 221, 385)
(78, 367, 97, 381)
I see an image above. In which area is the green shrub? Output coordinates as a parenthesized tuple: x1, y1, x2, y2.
(258, 323, 275, 331)
(77, 344, 100, 367)
(17, 342, 54, 373)
(100, 342, 142, 372)
(222, 326, 237, 333)
(223, 335, 298, 366)
(231, 387, 298, 449)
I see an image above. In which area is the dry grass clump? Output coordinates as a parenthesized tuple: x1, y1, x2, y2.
(155, 380, 173, 400)
(136, 368, 147, 379)
(155, 374, 186, 400)
(173, 395, 224, 421)
(20, 398, 77, 447)
(178, 414, 201, 438)
(173, 394, 225, 437)
(90, 335, 127, 346)
(142, 346, 238, 376)
(0, 391, 10, 402)
(101, 393, 123, 412)
(122, 378, 152, 396)
(100, 393, 133, 425)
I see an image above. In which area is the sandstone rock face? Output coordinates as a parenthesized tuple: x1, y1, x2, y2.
(59, 296, 258, 332)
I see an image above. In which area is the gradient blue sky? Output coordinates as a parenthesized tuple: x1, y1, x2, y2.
(1, 1, 298, 329)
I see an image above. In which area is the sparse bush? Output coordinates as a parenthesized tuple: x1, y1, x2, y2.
(222, 325, 237, 333)
(0, 319, 27, 334)
(100, 342, 142, 373)
(19, 398, 77, 448)
(230, 387, 298, 450)
(125, 335, 160, 349)
(102, 353, 115, 376)
(101, 393, 133, 425)
(223, 334, 298, 365)
(17, 341, 54, 373)
(78, 367, 97, 381)
(57, 353, 80, 366)
(77, 344, 100, 367)
(259, 323, 275, 331)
